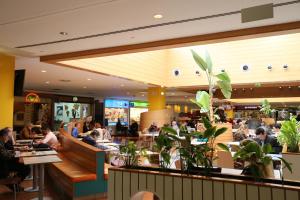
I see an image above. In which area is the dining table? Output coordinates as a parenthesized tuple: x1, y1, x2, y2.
(22, 155, 62, 200)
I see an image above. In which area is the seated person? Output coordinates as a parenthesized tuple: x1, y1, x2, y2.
(272, 123, 281, 137)
(0, 128, 30, 191)
(254, 127, 282, 154)
(129, 120, 139, 136)
(37, 124, 59, 149)
(148, 122, 159, 133)
(20, 123, 33, 139)
(71, 122, 80, 138)
(82, 130, 99, 147)
(3, 127, 15, 150)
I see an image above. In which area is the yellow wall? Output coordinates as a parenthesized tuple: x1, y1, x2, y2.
(147, 87, 166, 111)
(0, 53, 15, 128)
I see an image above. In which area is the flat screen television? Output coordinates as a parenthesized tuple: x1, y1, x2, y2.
(14, 69, 26, 96)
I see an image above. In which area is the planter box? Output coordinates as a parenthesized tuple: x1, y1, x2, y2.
(282, 152, 300, 181)
(108, 166, 300, 200)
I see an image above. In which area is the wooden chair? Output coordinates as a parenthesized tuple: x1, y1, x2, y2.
(0, 176, 20, 200)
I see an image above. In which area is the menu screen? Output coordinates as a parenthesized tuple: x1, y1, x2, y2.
(104, 99, 129, 126)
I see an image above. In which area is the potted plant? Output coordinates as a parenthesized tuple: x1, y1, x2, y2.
(161, 116, 229, 174)
(260, 99, 275, 125)
(119, 141, 147, 167)
(233, 140, 292, 179)
(277, 117, 300, 181)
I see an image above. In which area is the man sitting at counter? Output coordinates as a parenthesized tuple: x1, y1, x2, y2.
(254, 127, 282, 154)
(71, 122, 80, 138)
(36, 124, 59, 149)
(0, 128, 30, 191)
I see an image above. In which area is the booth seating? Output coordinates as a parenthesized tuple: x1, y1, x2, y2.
(47, 130, 108, 199)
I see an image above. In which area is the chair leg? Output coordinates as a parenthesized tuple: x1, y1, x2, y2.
(13, 184, 17, 200)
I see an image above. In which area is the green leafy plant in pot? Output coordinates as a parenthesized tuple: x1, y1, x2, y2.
(260, 99, 275, 125)
(190, 49, 232, 123)
(277, 117, 300, 153)
(277, 117, 300, 181)
(120, 141, 147, 167)
(233, 140, 292, 179)
(161, 117, 229, 174)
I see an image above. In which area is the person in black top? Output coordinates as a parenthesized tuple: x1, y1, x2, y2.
(0, 128, 30, 191)
(254, 127, 282, 154)
(116, 118, 123, 134)
(129, 120, 139, 136)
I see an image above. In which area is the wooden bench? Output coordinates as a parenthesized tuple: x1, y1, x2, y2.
(47, 130, 108, 199)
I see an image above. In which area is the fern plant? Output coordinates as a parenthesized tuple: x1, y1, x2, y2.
(277, 117, 300, 152)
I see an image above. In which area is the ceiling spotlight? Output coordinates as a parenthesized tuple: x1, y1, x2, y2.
(83, 86, 87, 89)
(87, 78, 92, 81)
(153, 14, 163, 19)
(234, 88, 237, 91)
(45, 81, 50, 84)
(288, 86, 292, 89)
(160, 92, 165, 95)
(267, 65, 272, 71)
(59, 31, 68, 35)
(242, 88, 245, 91)
(220, 68, 225, 73)
(279, 86, 282, 89)
(241, 64, 249, 71)
(173, 69, 180, 76)
(195, 70, 200, 76)
(283, 64, 288, 70)
(41, 70, 47, 73)
(250, 88, 253, 90)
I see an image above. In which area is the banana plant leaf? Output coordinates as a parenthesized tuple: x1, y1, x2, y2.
(195, 90, 210, 112)
(191, 49, 207, 71)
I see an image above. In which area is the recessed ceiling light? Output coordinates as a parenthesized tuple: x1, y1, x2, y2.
(153, 14, 163, 19)
(83, 86, 87, 89)
(45, 81, 50, 84)
(160, 92, 165, 95)
(41, 70, 47, 73)
(59, 31, 68, 35)
(87, 78, 92, 81)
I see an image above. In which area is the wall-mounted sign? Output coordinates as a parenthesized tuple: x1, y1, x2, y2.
(130, 101, 148, 108)
(25, 93, 40, 103)
(104, 99, 129, 108)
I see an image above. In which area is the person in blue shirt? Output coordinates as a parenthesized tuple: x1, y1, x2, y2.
(71, 122, 80, 138)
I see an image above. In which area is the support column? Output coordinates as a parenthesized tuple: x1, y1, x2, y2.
(0, 53, 15, 129)
(147, 87, 166, 111)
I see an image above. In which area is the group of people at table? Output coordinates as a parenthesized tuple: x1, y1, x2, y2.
(0, 117, 286, 195)
(0, 123, 59, 193)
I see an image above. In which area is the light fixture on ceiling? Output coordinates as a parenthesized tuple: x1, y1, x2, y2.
(279, 86, 282, 89)
(41, 70, 47, 73)
(267, 65, 272, 71)
(59, 31, 68, 35)
(153, 14, 163, 19)
(288, 86, 292, 89)
(234, 88, 237, 91)
(45, 81, 50, 84)
(87, 78, 92, 81)
(241, 64, 250, 71)
(160, 92, 165, 95)
(283, 64, 288, 70)
(83, 86, 87, 89)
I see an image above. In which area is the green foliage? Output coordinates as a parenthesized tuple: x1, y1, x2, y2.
(277, 117, 300, 152)
(260, 99, 272, 117)
(162, 117, 229, 173)
(234, 141, 292, 178)
(154, 131, 175, 168)
(120, 141, 147, 167)
(190, 49, 232, 122)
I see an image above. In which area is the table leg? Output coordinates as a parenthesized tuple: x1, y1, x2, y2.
(25, 165, 39, 192)
(38, 164, 44, 200)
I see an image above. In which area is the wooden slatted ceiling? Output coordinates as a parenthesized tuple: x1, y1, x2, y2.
(58, 32, 300, 87)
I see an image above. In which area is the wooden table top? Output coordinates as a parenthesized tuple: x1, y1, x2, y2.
(22, 155, 62, 165)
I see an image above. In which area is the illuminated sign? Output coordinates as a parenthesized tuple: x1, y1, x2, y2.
(130, 101, 148, 108)
(25, 93, 40, 103)
(105, 99, 129, 108)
